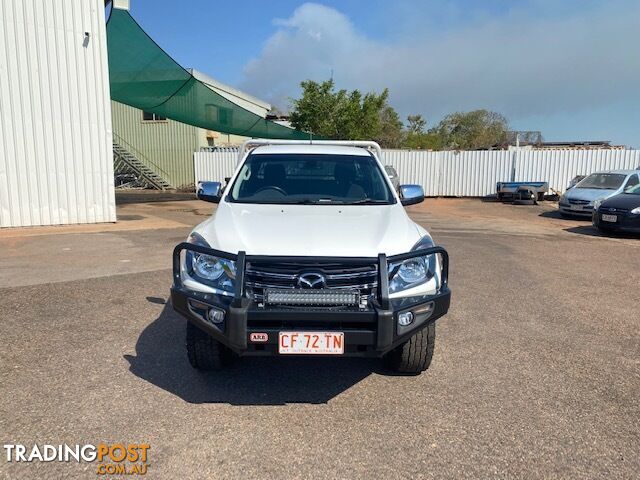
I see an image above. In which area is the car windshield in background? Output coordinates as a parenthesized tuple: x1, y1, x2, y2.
(229, 154, 395, 205)
(576, 173, 626, 189)
(624, 184, 640, 195)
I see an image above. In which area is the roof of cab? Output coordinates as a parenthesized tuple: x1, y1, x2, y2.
(249, 144, 373, 157)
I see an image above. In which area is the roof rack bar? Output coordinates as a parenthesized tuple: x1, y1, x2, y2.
(238, 139, 383, 165)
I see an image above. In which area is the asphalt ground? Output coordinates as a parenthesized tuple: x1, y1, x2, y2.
(1, 196, 639, 479)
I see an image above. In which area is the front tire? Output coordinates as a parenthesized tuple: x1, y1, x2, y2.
(383, 323, 436, 374)
(186, 322, 233, 370)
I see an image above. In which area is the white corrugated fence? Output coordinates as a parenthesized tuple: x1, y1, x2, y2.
(194, 148, 640, 197)
(194, 149, 238, 186)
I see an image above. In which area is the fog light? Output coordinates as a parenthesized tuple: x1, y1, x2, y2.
(265, 288, 359, 306)
(398, 311, 414, 326)
(207, 308, 225, 324)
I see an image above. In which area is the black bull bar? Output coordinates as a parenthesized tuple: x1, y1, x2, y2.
(171, 243, 450, 354)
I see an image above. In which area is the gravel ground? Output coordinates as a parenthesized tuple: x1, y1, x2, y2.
(1, 198, 638, 479)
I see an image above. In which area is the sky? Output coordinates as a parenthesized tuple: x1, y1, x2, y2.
(124, 0, 639, 147)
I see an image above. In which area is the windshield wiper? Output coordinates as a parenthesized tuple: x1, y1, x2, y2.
(291, 198, 349, 204)
(288, 198, 390, 205)
(345, 199, 390, 205)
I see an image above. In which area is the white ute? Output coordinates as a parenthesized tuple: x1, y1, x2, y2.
(171, 140, 451, 374)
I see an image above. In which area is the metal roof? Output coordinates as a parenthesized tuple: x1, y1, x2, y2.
(187, 68, 272, 113)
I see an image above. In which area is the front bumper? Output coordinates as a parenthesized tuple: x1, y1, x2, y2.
(559, 202, 593, 216)
(170, 244, 451, 357)
(593, 210, 640, 232)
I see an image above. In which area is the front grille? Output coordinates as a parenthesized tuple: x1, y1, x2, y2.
(601, 207, 629, 214)
(568, 199, 591, 205)
(245, 260, 378, 307)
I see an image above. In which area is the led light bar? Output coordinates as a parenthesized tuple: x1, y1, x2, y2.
(265, 288, 359, 306)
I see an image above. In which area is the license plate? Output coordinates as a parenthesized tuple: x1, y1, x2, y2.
(278, 332, 344, 355)
(570, 204, 583, 211)
(601, 214, 617, 222)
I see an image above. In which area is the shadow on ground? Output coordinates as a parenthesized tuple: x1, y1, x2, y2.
(564, 225, 605, 237)
(564, 225, 640, 239)
(536, 209, 639, 239)
(537, 209, 588, 220)
(539, 210, 563, 219)
(125, 302, 377, 405)
(115, 191, 196, 205)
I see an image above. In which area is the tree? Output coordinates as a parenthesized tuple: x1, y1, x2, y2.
(289, 79, 395, 143)
(406, 114, 426, 134)
(430, 110, 509, 150)
(289, 80, 342, 138)
(403, 131, 443, 150)
(291, 83, 514, 151)
(402, 114, 442, 150)
(375, 106, 404, 148)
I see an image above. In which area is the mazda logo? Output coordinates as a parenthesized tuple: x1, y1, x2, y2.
(296, 272, 326, 289)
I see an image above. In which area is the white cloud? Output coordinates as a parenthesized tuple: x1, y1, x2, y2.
(240, 1, 640, 143)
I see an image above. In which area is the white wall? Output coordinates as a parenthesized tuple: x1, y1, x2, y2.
(194, 149, 237, 186)
(0, 0, 115, 227)
(194, 148, 640, 196)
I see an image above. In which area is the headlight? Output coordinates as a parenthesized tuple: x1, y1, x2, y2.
(389, 236, 438, 294)
(193, 255, 236, 281)
(631, 207, 640, 215)
(398, 258, 428, 283)
(389, 255, 434, 293)
(593, 199, 602, 211)
(185, 232, 236, 293)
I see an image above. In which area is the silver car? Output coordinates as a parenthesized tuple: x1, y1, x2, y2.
(558, 170, 640, 217)
(384, 165, 400, 193)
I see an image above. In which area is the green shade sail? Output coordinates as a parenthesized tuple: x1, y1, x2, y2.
(106, 8, 309, 140)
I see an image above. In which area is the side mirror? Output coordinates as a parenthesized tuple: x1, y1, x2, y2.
(400, 184, 424, 206)
(196, 181, 222, 203)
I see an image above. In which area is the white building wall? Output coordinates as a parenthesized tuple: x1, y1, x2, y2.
(194, 149, 238, 185)
(194, 148, 640, 196)
(0, 0, 115, 228)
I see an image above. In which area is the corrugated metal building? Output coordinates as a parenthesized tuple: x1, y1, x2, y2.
(111, 101, 205, 189)
(194, 148, 640, 197)
(0, 0, 115, 228)
(112, 69, 272, 189)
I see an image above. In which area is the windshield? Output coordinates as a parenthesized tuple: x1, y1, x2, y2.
(576, 173, 626, 190)
(229, 153, 395, 205)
